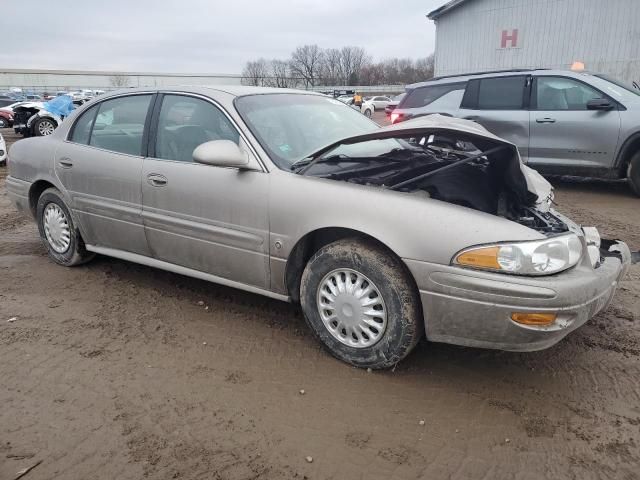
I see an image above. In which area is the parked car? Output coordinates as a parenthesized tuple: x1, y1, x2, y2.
(13, 95, 79, 137)
(391, 69, 640, 195)
(385, 93, 406, 116)
(0, 96, 17, 108)
(0, 132, 6, 165)
(342, 97, 375, 117)
(6, 86, 633, 368)
(368, 95, 392, 111)
(0, 109, 13, 128)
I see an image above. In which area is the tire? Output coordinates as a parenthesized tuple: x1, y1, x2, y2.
(33, 117, 57, 136)
(364, 108, 372, 118)
(300, 238, 423, 369)
(627, 151, 640, 197)
(36, 188, 95, 266)
(0, 117, 8, 128)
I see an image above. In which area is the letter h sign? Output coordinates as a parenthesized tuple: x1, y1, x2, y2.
(501, 29, 518, 48)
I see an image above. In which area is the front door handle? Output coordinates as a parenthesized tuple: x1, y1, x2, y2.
(147, 173, 168, 187)
(59, 158, 73, 168)
(536, 117, 556, 124)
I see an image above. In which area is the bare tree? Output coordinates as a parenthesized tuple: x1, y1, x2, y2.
(339, 46, 370, 85)
(109, 74, 130, 88)
(268, 60, 296, 88)
(415, 54, 435, 81)
(241, 59, 269, 86)
(320, 48, 342, 85)
(289, 45, 324, 87)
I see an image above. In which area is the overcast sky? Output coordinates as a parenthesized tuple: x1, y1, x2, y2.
(2, 0, 443, 73)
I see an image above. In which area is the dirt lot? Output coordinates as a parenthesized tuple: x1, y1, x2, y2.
(1, 125, 639, 480)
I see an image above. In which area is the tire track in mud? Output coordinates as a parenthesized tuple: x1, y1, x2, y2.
(1, 171, 640, 479)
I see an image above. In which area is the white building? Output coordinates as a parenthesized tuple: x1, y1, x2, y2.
(0, 69, 242, 92)
(428, 0, 640, 88)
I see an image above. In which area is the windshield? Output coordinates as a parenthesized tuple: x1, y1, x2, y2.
(235, 93, 378, 169)
(595, 74, 640, 97)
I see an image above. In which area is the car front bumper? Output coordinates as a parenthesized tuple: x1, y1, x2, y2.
(404, 240, 632, 352)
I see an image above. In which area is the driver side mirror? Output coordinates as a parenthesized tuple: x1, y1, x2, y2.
(587, 98, 615, 111)
(193, 140, 252, 169)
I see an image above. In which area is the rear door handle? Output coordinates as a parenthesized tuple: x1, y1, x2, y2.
(59, 158, 73, 168)
(147, 173, 168, 187)
(536, 117, 556, 124)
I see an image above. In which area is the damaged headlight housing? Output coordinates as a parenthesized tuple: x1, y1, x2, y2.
(453, 234, 583, 276)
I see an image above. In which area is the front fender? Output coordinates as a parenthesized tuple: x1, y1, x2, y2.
(269, 170, 545, 266)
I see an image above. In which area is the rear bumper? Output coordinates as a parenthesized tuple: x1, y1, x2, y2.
(404, 240, 631, 352)
(6, 175, 32, 216)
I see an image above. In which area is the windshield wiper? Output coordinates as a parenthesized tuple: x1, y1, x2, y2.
(292, 153, 406, 174)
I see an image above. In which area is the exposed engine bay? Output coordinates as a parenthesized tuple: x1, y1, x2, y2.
(295, 129, 567, 235)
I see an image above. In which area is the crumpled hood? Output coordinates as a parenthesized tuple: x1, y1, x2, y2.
(310, 114, 554, 209)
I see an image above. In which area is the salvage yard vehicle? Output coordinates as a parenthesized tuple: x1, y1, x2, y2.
(342, 97, 375, 117)
(0, 132, 6, 165)
(368, 95, 392, 111)
(0, 109, 13, 128)
(13, 95, 79, 137)
(5, 86, 634, 369)
(385, 92, 406, 116)
(391, 69, 640, 195)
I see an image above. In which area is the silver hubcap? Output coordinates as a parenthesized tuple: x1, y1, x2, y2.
(38, 120, 55, 135)
(317, 268, 387, 348)
(43, 203, 71, 253)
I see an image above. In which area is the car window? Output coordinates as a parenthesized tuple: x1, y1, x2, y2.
(401, 83, 466, 109)
(427, 89, 466, 110)
(88, 95, 152, 156)
(70, 104, 99, 144)
(476, 76, 527, 110)
(154, 95, 240, 163)
(235, 94, 377, 169)
(535, 77, 604, 110)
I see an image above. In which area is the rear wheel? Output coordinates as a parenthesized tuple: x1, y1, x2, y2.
(0, 117, 8, 128)
(36, 188, 94, 266)
(364, 108, 372, 118)
(628, 151, 640, 197)
(33, 117, 57, 136)
(300, 238, 423, 369)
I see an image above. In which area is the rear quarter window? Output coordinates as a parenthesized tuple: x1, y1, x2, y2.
(400, 82, 466, 109)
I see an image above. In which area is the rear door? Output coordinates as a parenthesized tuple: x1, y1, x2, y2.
(141, 93, 270, 289)
(54, 93, 154, 255)
(458, 75, 531, 160)
(528, 75, 621, 175)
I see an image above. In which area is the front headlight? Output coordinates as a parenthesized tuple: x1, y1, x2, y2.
(453, 234, 583, 276)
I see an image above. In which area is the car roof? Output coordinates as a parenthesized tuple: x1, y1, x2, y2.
(98, 85, 324, 99)
(406, 69, 601, 89)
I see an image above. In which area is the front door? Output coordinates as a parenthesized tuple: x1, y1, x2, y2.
(54, 93, 154, 255)
(141, 93, 270, 289)
(528, 76, 621, 175)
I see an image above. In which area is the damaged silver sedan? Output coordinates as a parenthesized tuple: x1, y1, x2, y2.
(6, 87, 634, 368)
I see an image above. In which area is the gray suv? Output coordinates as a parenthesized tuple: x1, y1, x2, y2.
(391, 69, 640, 195)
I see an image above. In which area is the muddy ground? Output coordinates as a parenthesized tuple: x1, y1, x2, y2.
(1, 124, 639, 480)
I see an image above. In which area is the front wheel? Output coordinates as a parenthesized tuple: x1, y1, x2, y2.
(628, 151, 640, 197)
(36, 188, 95, 266)
(33, 117, 57, 136)
(300, 238, 423, 369)
(0, 117, 8, 128)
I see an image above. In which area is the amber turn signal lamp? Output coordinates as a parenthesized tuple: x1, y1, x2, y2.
(455, 247, 501, 270)
(511, 312, 557, 326)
